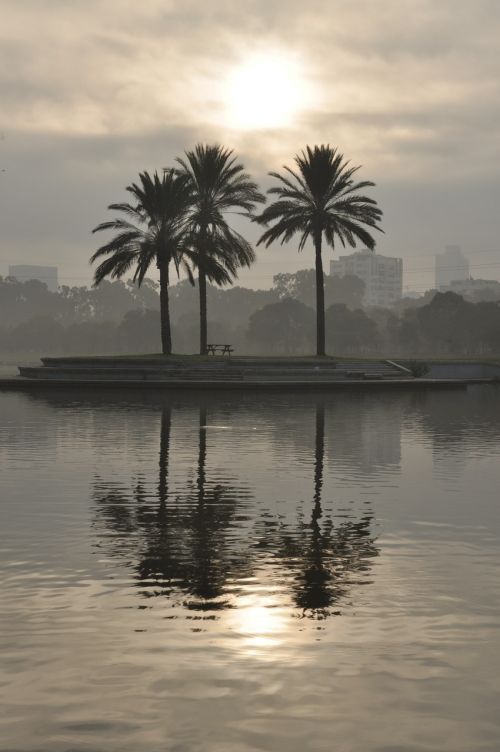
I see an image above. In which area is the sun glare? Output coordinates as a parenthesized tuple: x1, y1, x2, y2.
(223, 52, 312, 130)
(226, 595, 290, 659)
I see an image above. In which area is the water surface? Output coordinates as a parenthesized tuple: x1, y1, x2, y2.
(1, 386, 500, 751)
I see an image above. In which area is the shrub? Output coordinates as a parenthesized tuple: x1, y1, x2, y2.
(406, 359, 429, 378)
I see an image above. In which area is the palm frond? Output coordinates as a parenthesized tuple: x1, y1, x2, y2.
(93, 250, 138, 285)
(90, 169, 194, 288)
(255, 144, 383, 253)
(174, 142, 263, 286)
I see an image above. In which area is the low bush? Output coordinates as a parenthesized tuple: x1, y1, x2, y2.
(406, 359, 430, 378)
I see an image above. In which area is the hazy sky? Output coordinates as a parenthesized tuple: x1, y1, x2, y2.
(1, 0, 500, 292)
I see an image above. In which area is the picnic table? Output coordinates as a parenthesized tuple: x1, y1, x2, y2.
(207, 344, 233, 356)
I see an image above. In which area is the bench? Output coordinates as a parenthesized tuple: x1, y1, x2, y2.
(207, 344, 233, 356)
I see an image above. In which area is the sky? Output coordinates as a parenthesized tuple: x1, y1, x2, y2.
(1, 0, 500, 293)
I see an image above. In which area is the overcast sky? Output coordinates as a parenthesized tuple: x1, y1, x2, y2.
(1, 0, 500, 293)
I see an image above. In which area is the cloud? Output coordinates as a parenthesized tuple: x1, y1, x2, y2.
(1, 0, 500, 287)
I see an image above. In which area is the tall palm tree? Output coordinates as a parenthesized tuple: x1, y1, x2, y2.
(255, 145, 383, 356)
(90, 170, 193, 355)
(175, 144, 265, 354)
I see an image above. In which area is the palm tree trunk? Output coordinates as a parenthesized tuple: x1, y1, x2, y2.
(314, 233, 325, 356)
(199, 263, 208, 355)
(158, 262, 172, 355)
(313, 401, 325, 512)
(158, 407, 172, 503)
(197, 406, 207, 505)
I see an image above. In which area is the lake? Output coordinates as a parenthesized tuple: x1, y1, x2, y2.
(1, 386, 500, 752)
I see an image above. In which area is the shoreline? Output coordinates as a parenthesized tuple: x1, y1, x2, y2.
(3, 354, 498, 391)
(0, 376, 481, 391)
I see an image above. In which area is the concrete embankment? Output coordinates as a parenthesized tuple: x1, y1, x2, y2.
(18, 356, 404, 383)
(0, 355, 480, 391)
(425, 361, 500, 379)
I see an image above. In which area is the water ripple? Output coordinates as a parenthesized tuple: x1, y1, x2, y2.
(1, 387, 500, 751)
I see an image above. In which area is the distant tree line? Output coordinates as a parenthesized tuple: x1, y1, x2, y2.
(2, 273, 500, 358)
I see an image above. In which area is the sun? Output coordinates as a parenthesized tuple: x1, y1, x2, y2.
(222, 52, 312, 130)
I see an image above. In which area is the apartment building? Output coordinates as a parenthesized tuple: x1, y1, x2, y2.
(330, 249, 403, 308)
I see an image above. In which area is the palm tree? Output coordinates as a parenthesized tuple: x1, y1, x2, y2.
(90, 170, 193, 355)
(254, 145, 383, 356)
(175, 144, 265, 354)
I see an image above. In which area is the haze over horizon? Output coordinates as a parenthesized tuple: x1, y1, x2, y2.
(1, 0, 500, 293)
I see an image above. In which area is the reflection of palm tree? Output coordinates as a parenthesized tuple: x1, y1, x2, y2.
(197, 407, 207, 504)
(259, 401, 379, 617)
(158, 407, 171, 503)
(185, 406, 252, 608)
(285, 402, 334, 613)
(136, 406, 192, 598)
(313, 400, 324, 516)
(92, 399, 379, 622)
(93, 404, 252, 610)
(300, 401, 331, 611)
(187, 405, 223, 605)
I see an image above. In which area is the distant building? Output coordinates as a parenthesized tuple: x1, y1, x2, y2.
(8, 265, 58, 292)
(330, 249, 403, 308)
(435, 245, 469, 289)
(443, 278, 500, 301)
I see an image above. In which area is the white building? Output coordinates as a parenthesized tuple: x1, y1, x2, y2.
(8, 265, 58, 292)
(435, 245, 469, 289)
(330, 249, 403, 308)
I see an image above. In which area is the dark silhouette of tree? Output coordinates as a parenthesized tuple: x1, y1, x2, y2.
(118, 309, 161, 352)
(415, 291, 473, 354)
(91, 170, 195, 355)
(175, 144, 265, 354)
(247, 297, 315, 354)
(6, 315, 65, 353)
(7, 272, 500, 358)
(0, 276, 71, 326)
(255, 145, 382, 356)
(273, 268, 365, 310)
(169, 278, 278, 338)
(328, 274, 366, 309)
(325, 303, 380, 354)
(394, 310, 423, 354)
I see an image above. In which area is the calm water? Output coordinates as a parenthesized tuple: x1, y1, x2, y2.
(1, 386, 500, 752)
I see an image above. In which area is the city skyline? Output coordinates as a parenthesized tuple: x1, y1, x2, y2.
(4, 242, 499, 300)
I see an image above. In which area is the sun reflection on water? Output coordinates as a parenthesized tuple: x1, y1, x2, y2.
(229, 594, 289, 657)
